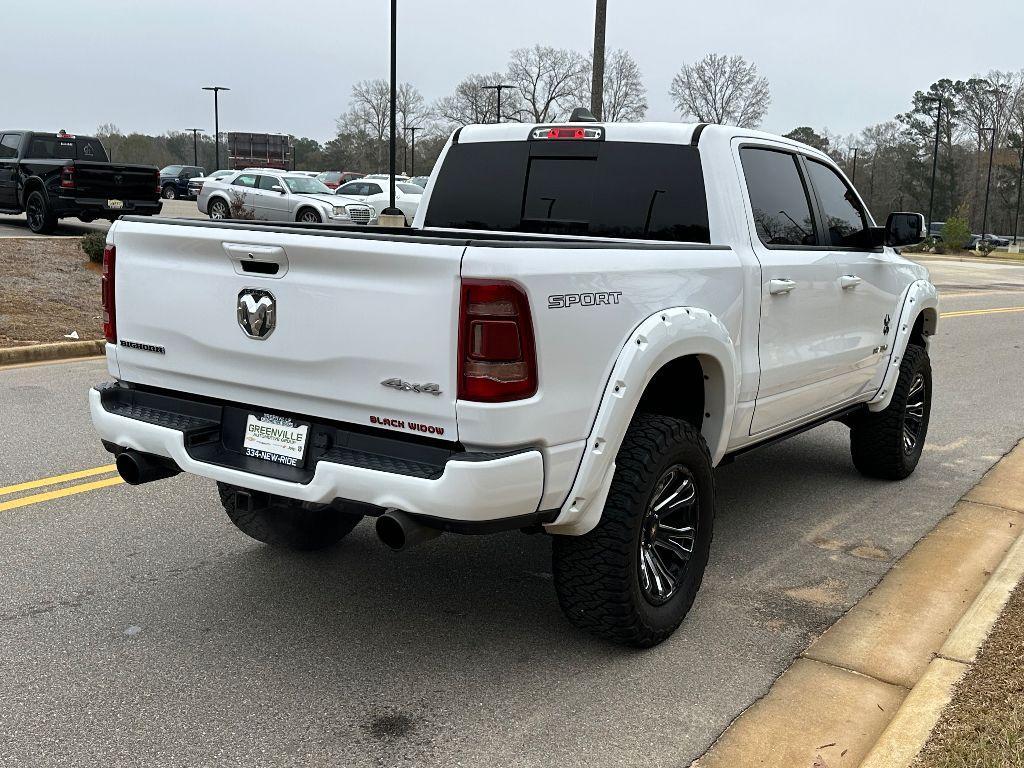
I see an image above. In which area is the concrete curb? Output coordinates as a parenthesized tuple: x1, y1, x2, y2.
(859, 528, 1024, 768)
(691, 439, 1024, 768)
(0, 340, 105, 368)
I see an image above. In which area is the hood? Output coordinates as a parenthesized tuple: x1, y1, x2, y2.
(292, 193, 344, 206)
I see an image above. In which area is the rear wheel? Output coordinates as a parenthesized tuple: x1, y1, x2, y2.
(25, 191, 57, 234)
(208, 197, 229, 220)
(850, 343, 932, 480)
(162, 184, 177, 200)
(552, 414, 715, 647)
(217, 482, 363, 551)
(297, 208, 322, 223)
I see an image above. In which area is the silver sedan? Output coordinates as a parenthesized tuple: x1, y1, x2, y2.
(199, 171, 355, 224)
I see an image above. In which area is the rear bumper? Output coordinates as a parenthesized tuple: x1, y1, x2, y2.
(56, 196, 162, 218)
(89, 384, 546, 525)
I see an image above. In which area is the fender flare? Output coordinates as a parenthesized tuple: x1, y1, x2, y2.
(867, 279, 938, 412)
(19, 175, 47, 208)
(545, 306, 739, 536)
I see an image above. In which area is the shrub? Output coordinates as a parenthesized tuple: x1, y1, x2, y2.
(941, 216, 971, 251)
(80, 232, 107, 263)
(228, 190, 255, 220)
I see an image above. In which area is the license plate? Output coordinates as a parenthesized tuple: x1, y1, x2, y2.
(107, 199, 124, 209)
(242, 414, 309, 467)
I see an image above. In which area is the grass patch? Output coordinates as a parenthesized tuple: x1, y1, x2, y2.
(914, 580, 1024, 768)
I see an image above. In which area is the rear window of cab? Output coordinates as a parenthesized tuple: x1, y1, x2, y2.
(26, 135, 108, 161)
(425, 140, 711, 243)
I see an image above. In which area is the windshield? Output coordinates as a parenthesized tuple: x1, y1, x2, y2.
(425, 141, 711, 242)
(161, 165, 183, 175)
(283, 176, 333, 194)
(398, 183, 423, 194)
(317, 171, 341, 182)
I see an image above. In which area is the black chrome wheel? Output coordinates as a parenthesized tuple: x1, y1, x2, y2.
(639, 464, 699, 605)
(25, 191, 56, 234)
(902, 373, 926, 454)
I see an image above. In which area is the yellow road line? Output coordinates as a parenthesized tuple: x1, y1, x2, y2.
(0, 464, 118, 497)
(0, 475, 123, 513)
(940, 306, 1024, 319)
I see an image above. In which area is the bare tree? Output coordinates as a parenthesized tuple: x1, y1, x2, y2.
(578, 49, 647, 121)
(507, 45, 588, 123)
(341, 79, 391, 143)
(669, 54, 770, 128)
(435, 73, 522, 129)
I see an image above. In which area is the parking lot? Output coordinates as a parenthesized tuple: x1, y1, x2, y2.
(0, 256, 1021, 766)
(0, 199, 203, 237)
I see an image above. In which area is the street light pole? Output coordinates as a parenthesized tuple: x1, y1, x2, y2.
(481, 84, 514, 123)
(186, 128, 204, 166)
(382, 0, 402, 219)
(981, 126, 996, 241)
(924, 96, 942, 233)
(1014, 144, 1024, 246)
(590, 0, 607, 120)
(202, 86, 229, 170)
(850, 147, 858, 184)
(404, 126, 419, 176)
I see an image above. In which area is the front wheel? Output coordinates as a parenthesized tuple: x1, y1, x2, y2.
(208, 197, 229, 220)
(850, 344, 932, 480)
(552, 414, 715, 647)
(217, 483, 363, 551)
(297, 208, 322, 223)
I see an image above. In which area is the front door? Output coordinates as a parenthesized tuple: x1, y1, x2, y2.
(803, 159, 905, 398)
(253, 175, 291, 221)
(737, 143, 848, 434)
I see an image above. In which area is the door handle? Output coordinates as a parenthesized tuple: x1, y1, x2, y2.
(840, 274, 863, 289)
(768, 279, 797, 295)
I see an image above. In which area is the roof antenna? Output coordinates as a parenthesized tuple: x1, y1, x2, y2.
(569, 107, 598, 123)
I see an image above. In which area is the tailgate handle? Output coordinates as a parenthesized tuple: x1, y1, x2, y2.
(222, 243, 289, 279)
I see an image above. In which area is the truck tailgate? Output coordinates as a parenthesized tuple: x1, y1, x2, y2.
(110, 220, 464, 441)
(75, 162, 157, 200)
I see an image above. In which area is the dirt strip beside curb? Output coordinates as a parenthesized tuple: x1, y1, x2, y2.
(691, 439, 1024, 768)
(0, 340, 105, 368)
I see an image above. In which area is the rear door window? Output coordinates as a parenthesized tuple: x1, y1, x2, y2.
(739, 147, 818, 247)
(0, 134, 20, 159)
(425, 140, 711, 242)
(805, 160, 872, 248)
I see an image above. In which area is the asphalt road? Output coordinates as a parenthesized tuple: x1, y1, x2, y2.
(1, 256, 1022, 767)
(0, 199, 202, 236)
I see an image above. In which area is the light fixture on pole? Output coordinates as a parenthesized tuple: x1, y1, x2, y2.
(186, 128, 204, 166)
(202, 87, 229, 170)
(481, 84, 515, 124)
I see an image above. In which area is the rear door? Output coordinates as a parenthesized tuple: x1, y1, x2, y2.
(803, 159, 904, 396)
(0, 133, 21, 208)
(228, 172, 258, 214)
(737, 143, 848, 434)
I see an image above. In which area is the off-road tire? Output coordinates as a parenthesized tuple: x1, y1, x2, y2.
(850, 343, 932, 480)
(25, 190, 57, 234)
(552, 414, 715, 647)
(217, 482, 362, 551)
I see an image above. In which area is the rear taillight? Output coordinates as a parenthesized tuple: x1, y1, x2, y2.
(101, 245, 116, 344)
(458, 280, 537, 402)
(60, 164, 75, 189)
(155, 172, 161, 195)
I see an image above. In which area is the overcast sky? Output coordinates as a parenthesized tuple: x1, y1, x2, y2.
(4, 0, 1022, 142)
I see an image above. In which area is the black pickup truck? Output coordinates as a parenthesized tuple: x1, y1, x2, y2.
(0, 131, 161, 233)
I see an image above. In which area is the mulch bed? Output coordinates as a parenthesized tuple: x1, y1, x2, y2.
(914, 580, 1024, 768)
(0, 239, 103, 347)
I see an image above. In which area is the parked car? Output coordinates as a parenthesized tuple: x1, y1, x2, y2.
(91, 120, 935, 647)
(290, 170, 320, 178)
(0, 129, 160, 233)
(928, 221, 944, 240)
(979, 233, 1010, 248)
(159, 165, 205, 199)
(363, 173, 409, 182)
(408, 175, 430, 189)
(315, 170, 363, 189)
(187, 169, 235, 199)
(333, 178, 421, 224)
(198, 170, 354, 223)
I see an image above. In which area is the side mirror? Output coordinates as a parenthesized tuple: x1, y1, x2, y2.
(885, 212, 925, 247)
(271, 185, 285, 194)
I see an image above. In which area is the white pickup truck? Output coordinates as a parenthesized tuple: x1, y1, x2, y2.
(91, 119, 937, 647)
